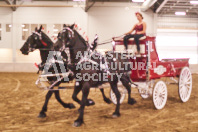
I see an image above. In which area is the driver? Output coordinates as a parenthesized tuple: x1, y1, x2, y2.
(124, 12, 146, 54)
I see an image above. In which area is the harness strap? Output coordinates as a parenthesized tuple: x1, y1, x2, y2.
(61, 27, 111, 75)
(41, 40, 48, 47)
(32, 31, 48, 47)
(64, 48, 71, 64)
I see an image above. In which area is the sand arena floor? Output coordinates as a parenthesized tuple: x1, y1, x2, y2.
(0, 73, 198, 132)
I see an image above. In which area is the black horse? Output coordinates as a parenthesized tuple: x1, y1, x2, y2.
(20, 25, 111, 118)
(55, 24, 136, 127)
(20, 25, 75, 118)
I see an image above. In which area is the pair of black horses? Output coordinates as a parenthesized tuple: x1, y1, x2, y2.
(20, 24, 136, 127)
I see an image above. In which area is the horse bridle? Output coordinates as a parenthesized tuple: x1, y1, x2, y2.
(27, 31, 51, 52)
(58, 27, 75, 64)
(61, 27, 74, 47)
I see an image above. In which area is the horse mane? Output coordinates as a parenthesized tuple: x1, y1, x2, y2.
(73, 30, 88, 48)
(41, 31, 54, 47)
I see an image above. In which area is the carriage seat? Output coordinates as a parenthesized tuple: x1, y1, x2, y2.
(113, 35, 146, 41)
(128, 35, 147, 41)
(113, 36, 147, 54)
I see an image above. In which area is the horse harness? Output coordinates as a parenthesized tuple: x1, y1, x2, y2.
(61, 27, 111, 75)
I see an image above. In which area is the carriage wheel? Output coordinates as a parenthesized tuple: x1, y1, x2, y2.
(110, 87, 126, 105)
(153, 81, 167, 110)
(179, 67, 192, 102)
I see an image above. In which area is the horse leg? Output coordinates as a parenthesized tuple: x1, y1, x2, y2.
(110, 82, 121, 117)
(99, 88, 112, 104)
(72, 83, 95, 106)
(73, 82, 90, 127)
(120, 76, 136, 105)
(38, 91, 53, 118)
(54, 90, 75, 109)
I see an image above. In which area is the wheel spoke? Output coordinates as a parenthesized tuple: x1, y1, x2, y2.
(185, 81, 191, 85)
(159, 98, 163, 106)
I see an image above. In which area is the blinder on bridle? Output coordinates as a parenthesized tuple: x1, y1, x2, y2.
(28, 31, 48, 52)
(59, 27, 75, 48)
(27, 31, 41, 52)
(57, 27, 74, 64)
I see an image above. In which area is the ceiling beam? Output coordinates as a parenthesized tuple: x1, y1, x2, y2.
(0, 4, 74, 7)
(167, 0, 192, 2)
(163, 9, 198, 12)
(85, 0, 95, 12)
(4, 0, 17, 11)
(141, 0, 158, 12)
(156, 0, 169, 13)
(163, 6, 198, 9)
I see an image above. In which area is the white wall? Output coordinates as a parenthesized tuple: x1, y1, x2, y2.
(88, 5, 155, 50)
(0, 2, 197, 72)
(0, 1, 88, 72)
(0, 1, 156, 72)
(0, 7, 13, 49)
(157, 16, 198, 29)
(156, 16, 198, 66)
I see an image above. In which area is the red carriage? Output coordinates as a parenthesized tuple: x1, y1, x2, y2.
(110, 36, 192, 109)
(34, 32, 192, 110)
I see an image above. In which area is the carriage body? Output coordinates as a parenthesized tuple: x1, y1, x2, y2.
(112, 36, 189, 81)
(111, 36, 192, 109)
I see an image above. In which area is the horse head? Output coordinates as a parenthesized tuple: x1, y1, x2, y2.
(54, 24, 76, 51)
(20, 25, 50, 55)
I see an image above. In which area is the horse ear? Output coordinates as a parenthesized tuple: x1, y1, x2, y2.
(38, 25, 42, 33)
(63, 24, 66, 28)
(35, 27, 38, 32)
(70, 24, 75, 29)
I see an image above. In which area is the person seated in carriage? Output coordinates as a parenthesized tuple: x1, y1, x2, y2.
(124, 12, 147, 54)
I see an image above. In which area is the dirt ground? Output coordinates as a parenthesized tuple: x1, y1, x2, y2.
(0, 73, 197, 132)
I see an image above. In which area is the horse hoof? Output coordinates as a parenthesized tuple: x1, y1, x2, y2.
(104, 98, 112, 104)
(73, 120, 83, 127)
(69, 103, 76, 109)
(86, 99, 95, 106)
(38, 112, 46, 118)
(112, 112, 120, 118)
(128, 98, 137, 105)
